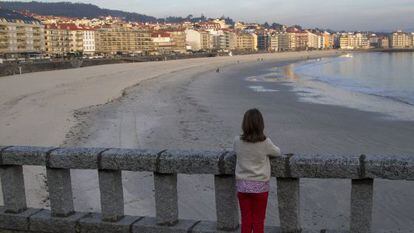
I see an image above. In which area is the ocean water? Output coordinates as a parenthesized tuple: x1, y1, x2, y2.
(245, 52, 414, 121)
(293, 52, 414, 106)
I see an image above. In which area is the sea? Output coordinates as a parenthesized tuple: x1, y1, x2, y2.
(247, 52, 414, 121)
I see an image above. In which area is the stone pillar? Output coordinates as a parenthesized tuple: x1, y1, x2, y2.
(98, 170, 124, 222)
(214, 175, 239, 231)
(1, 165, 27, 213)
(277, 177, 301, 233)
(46, 168, 74, 217)
(153, 172, 178, 226)
(350, 179, 373, 233)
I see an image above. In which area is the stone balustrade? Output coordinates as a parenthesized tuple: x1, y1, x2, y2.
(0, 146, 413, 233)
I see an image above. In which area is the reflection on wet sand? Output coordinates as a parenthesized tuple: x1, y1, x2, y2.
(283, 64, 301, 81)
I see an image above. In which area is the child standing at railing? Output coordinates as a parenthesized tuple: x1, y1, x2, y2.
(234, 108, 281, 233)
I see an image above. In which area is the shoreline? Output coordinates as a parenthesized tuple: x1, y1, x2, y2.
(275, 55, 414, 122)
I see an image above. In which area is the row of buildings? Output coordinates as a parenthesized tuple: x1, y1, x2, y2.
(1, 9, 414, 58)
(0, 14, 336, 57)
(338, 31, 414, 50)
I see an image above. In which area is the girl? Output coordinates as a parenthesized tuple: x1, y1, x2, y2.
(233, 108, 281, 233)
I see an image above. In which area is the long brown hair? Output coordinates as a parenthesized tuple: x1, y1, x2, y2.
(240, 108, 267, 143)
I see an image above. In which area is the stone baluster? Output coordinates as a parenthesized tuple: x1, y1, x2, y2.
(98, 170, 124, 222)
(214, 175, 239, 231)
(277, 177, 301, 233)
(350, 179, 373, 233)
(46, 168, 75, 217)
(153, 172, 178, 226)
(1, 165, 27, 213)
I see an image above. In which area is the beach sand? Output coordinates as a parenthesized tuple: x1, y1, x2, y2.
(1, 50, 413, 232)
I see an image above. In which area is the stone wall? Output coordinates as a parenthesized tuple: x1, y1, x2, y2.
(0, 59, 128, 77)
(0, 53, 220, 77)
(0, 146, 413, 233)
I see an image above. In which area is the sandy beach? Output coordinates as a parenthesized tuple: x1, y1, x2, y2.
(1, 50, 414, 232)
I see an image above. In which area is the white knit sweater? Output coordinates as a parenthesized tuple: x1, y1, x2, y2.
(233, 136, 281, 182)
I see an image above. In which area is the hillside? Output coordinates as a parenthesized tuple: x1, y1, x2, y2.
(0, 1, 158, 22)
(0, 1, 282, 27)
(0, 7, 39, 22)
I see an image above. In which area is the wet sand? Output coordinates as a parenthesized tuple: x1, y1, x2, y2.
(1, 50, 413, 232)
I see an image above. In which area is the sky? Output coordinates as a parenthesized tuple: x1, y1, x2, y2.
(10, 0, 414, 31)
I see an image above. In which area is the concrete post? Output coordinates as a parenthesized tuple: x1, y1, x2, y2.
(350, 179, 373, 233)
(153, 172, 178, 226)
(1, 165, 27, 213)
(98, 170, 124, 222)
(277, 177, 301, 233)
(46, 168, 74, 217)
(214, 175, 239, 231)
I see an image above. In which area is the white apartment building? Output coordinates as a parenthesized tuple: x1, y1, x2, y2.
(185, 29, 202, 51)
(269, 34, 279, 51)
(412, 33, 414, 47)
(83, 30, 95, 55)
(307, 31, 320, 49)
(339, 33, 369, 49)
(390, 31, 412, 48)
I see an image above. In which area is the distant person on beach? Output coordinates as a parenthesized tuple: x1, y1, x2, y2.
(216, 67, 220, 73)
(233, 109, 281, 233)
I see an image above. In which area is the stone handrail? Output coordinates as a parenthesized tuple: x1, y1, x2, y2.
(0, 146, 412, 233)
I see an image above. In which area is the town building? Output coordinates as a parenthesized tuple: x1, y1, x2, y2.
(152, 31, 174, 54)
(294, 32, 308, 50)
(44, 24, 71, 56)
(257, 33, 269, 51)
(234, 22, 247, 31)
(212, 34, 226, 51)
(152, 30, 186, 54)
(196, 22, 221, 31)
(257, 33, 279, 52)
(269, 34, 279, 51)
(321, 32, 334, 49)
(389, 31, 412, 48)
(339, 33, 369, 50)
(224, 30, 237, 51)
(83, 29, 95, 55)
(200, 30, 212, 50)
(185, 29, 202, 51)
(378, 36, 389, 48)
(211, 30, 237, 51)
(286, 27, 308, 50)
(307, 31, 320, 49)
(0, 9, 44, 57)
(95, 25, 152, 55)
(235, 33, 258, 51)
(277, 32, 294, 51)
(65, 24, 84, 53)
(411, 33, 414, 47)
(368, 34, 379, 48)
(169, 30, 187, 53)
(211, 19, 229, 29)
